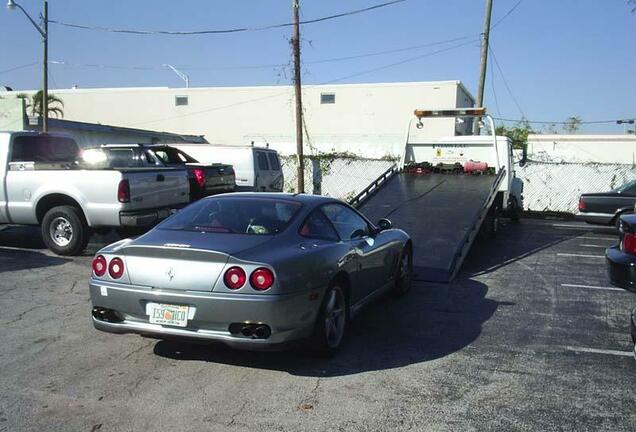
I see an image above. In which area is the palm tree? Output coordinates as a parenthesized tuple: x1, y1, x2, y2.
(25, 90, 64, 118)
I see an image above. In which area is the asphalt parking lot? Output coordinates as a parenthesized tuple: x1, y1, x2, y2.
(0, 218, 634, 431)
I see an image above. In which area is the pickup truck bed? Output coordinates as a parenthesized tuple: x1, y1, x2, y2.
(357, 171, 504, 282)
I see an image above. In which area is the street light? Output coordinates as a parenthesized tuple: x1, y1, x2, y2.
(163, 64, 190, 88)
(617, 119, 636, 135)
(7, 0, 49, 132)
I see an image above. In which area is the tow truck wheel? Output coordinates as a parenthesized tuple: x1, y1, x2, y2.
(481, 207, 500, 240)
(41, 205, 90, 256)
(509, 197, 522, 222)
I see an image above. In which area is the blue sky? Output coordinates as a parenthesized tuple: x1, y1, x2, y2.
(1, 0, 635, 133)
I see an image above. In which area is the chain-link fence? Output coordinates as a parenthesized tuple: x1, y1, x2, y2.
(281, 155, 396, 202)
(282, 156, 636, 214)
(517, 162, 636, 213)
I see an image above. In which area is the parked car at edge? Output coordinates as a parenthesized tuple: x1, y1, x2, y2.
(89, 193, 412, 355)
(577, 179, 636, 227)
(631, 306, 636, 359)
(606, 214, 636, 292)
(0, 132, 189, 255)
(84, 144, 236, 201)
(605, 213, 636, 359)
(172, 144, 284, 192)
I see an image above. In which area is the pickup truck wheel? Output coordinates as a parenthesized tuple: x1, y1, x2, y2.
(42, 206, 89, 256)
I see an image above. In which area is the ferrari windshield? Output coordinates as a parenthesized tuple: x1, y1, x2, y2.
(159, 197, 302, 235)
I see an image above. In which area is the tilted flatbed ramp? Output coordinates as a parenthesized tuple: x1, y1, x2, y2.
(355, 169, 505, 283)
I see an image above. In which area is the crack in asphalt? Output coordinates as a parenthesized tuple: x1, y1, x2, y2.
(226, 400, 248, 427)
(0, 304, 49, 325)
(298, 377, 322, 411)
(121, 341, 153, 361)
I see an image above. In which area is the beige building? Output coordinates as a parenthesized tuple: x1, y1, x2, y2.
(3, 80, 475, 157)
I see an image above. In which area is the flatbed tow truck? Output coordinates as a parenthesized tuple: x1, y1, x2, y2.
(351, 108, 523, 282)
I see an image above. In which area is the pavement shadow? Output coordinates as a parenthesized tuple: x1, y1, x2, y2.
(462, 219, 614, 277)
(0, 226, 47, 250)
(153, 278, 508, 377)
(0, 247, 71, 272)
(0, 225, 119, 257)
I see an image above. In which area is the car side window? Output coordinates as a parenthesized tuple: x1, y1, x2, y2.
(320, 203, 370, 240)
(623, 183, 636, 196)
(257, 152, 269, 170)
(299, 209, 339, 241)
(267, 152, 281, 170)
(11, 136, 78, 162)
(144, 150, 162, 166)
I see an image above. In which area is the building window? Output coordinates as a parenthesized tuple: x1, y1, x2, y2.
(320, 93, 335, 104)
(175, 96, 188, 106)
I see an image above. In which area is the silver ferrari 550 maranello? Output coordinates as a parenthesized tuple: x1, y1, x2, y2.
(89, 193, 412, 354)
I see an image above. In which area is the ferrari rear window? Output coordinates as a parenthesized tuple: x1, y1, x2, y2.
(159, 197, 302, 235)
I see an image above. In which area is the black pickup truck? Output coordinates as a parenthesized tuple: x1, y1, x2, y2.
(576, 179, 636, 227)
(89, 144, 235, 201)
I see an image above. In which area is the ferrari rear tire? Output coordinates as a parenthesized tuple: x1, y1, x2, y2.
(311, 284, 347, 356)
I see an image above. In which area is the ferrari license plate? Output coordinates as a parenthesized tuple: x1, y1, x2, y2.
(147, 303, 189, 327)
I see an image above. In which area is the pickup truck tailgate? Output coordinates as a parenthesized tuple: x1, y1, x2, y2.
(125, 169, 189, 210)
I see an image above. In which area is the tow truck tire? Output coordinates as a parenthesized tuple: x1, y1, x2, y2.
(509, 197, 522, 222)
(41, 205, 90, 256)
(481, 207, 500, 240)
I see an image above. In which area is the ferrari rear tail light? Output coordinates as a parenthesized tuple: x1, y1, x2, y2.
(250, 268, 275, 291)
(623, 233, 636, 255)
(224, 266, 246, 289)
(118, 179, 130, 203)
(193, 168, 206, 188)
(108, 257, 125, 279)
(92, 255, 107, 277)
(578, 198, 586, 211)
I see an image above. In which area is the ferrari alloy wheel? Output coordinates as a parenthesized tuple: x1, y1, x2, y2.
(312, 284, 347, 356)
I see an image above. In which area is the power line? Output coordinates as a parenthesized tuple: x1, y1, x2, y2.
(490, 57, 502, 117)
(49, 0, 408, 35)
(488, 44, 525, 118)
(45, 34, 480, 73)
(494, 117, 636, 125)
(490, 0, 524, 30)
(323, 38, 480, 84)
(0, 61, 39, 75)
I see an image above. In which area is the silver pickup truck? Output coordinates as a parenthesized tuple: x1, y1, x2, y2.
(0, 132, 189, 255)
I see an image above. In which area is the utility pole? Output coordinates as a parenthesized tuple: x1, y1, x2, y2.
(43, 0, 48, 132)
(473, 0, 493, 135)
(292, 0, 305, 193)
